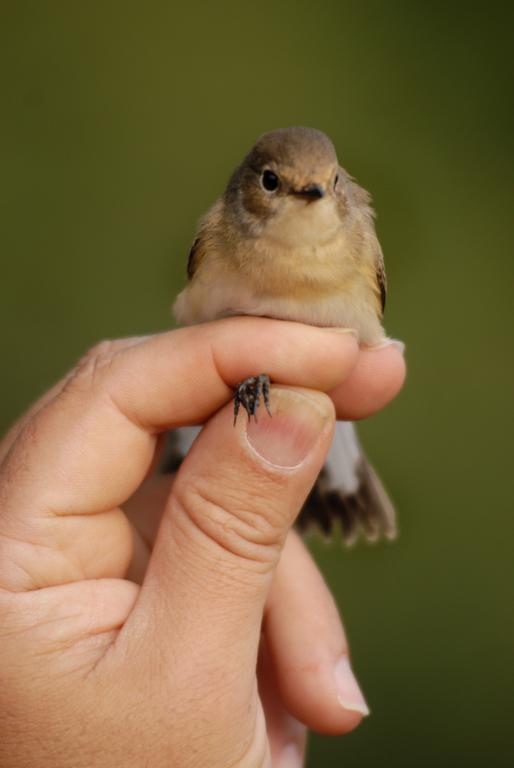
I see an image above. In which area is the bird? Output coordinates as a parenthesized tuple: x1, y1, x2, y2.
(168, 126, 396, 543)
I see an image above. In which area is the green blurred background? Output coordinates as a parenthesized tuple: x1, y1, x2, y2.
(1, 2, 513, 765)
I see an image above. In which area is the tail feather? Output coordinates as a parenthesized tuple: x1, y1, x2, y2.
(297, 421, 396, 544)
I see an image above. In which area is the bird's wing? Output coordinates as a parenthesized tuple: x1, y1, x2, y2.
(344, 169, 387, 319)
(186, 199, 224, 282)
(187, 237, 201, 280)
(376, 247, 387, 316)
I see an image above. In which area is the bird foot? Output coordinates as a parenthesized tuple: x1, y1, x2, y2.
(234, 374, 272, 425)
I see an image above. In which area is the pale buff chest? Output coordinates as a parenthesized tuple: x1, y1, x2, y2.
(173, 225, 385, 345)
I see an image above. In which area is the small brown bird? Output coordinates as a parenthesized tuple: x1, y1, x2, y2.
(170, 126, 396, 543)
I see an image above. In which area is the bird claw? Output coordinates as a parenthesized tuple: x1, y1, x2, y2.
(233, 374, 271, 425)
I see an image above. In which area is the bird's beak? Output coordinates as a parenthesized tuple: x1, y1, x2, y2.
(293, 183, 325, 201)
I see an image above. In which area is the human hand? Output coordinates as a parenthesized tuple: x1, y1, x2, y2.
(0, 318, 405, 767)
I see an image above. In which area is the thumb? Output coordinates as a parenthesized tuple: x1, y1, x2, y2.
(127, 386, 334, 689)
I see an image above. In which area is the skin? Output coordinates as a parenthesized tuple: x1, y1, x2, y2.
(0, 318, 405, 767)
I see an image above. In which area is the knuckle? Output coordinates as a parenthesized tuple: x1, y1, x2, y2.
(66, 340, 117, 392)
(80, 339, 117, 370)
(174, 472, 287, 570)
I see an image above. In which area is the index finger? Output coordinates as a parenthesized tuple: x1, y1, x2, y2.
(0, 319, 358, 590)
(100, 318, 359, 432)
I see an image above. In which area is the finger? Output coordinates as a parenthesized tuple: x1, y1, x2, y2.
(0, 319, 357, 592)
(331, 342, 406, 420)
(121, 387, 335, 714)
(123, 336, 406, 579)
(264, 530, 368, 736)
(0, 336, 146, 464)
(117, 344, 406, 585)
(258, 638, 307, 767)
(122, 341, 404, 546)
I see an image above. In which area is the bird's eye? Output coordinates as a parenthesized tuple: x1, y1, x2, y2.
(261, 169, 279, 192)
(334, 173, 339, 190)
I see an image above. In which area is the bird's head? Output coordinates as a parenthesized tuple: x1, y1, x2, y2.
(226, 127, 349, 246)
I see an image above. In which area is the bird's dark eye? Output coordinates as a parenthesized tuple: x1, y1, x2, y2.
(261, 169, 279, 192)
(334, 173, 339, 190)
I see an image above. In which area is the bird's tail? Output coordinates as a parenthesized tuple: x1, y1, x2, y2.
(297, 420, 397, 544)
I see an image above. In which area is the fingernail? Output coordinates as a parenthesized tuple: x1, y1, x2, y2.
(334, 656, 370, 716)
(277, 742, 303, 768)
(322, 327, 359, 338)
(367, 338, 405, 355)
(245, 389, 331, 468)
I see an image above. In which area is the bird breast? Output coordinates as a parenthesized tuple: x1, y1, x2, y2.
(173, 227, 384, 345)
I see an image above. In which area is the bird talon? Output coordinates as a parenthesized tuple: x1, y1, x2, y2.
(233, 374, 272, 424)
